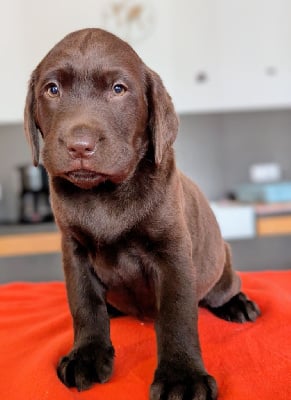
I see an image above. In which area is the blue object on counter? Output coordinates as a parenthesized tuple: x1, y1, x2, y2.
(235, 181, 291, 203)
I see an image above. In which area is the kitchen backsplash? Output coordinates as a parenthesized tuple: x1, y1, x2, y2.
(175, 109, 291, 200)
(0, 123, 31, 222)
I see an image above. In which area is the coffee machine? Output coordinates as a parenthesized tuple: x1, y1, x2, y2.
(18, 164, 53, 223)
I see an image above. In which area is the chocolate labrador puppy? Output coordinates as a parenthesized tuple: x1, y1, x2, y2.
(24, 28, 260, 400)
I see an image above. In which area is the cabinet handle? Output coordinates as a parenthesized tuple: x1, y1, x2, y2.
(265, 66, 278, 77)
(195, 71, 208, 83)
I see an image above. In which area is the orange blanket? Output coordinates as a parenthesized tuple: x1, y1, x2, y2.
(0, 271, 290, 399)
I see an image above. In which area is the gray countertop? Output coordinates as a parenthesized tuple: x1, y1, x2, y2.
(0, 222, 57, 236)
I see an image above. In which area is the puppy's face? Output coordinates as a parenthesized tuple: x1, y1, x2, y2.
(24, 28, 179, 190)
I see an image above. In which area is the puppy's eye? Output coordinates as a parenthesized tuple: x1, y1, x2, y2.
(113, 84, 126, 95)
(46, 83, 60, 98)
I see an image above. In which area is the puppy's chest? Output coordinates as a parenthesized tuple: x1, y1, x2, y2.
(60, 207, 128, 242)
(91, 235, 158, 318)
(91, 235, 156, 284)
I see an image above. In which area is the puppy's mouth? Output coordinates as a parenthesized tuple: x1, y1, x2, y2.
(65, 169, 108, 189)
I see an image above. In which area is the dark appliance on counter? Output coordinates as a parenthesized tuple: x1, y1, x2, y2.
(18, 164, 53, 223)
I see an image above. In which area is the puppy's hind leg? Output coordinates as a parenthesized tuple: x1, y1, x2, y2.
(200, 243, 261, 323)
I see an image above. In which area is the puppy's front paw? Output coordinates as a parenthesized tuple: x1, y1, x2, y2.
(150, 364, 217, 400)
(57, 340, 114, 391)
(209, 292, 261, 323)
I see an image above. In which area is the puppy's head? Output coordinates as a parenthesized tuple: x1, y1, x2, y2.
(24, 28, 178, 190)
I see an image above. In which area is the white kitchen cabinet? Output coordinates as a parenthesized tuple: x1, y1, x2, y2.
(169, 0, 291, 113)
(217, 0, 291, 112)
(1, 0, 291, 123)
(169, 0, 222, 112)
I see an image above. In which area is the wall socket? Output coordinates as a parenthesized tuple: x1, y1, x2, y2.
(249, 163, 281, 183)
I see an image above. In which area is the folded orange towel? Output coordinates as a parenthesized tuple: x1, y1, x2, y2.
(0, 271, 290, 399)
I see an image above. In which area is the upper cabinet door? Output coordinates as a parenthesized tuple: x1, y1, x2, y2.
(217, 0, 291, 111)
(168, 0, 222, 113)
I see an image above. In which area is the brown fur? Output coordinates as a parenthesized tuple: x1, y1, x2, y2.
(24, 28, 260, 400)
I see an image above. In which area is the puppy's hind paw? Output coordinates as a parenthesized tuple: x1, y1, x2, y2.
(208, 292, 261, 323)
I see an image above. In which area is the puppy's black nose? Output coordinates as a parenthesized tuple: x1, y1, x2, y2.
(66, 137, 96, 159)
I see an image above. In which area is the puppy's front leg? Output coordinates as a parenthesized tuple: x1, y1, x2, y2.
(151, 247, 217, 400)
(57, 237, 114, 391)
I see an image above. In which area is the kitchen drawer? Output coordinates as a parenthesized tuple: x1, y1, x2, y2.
(211, 203, 256, 240)
(257, 215, 291, 236)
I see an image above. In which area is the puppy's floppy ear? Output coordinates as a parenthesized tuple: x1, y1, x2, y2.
(24, 73, 40, 166)
(146, 68, 179, 165)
